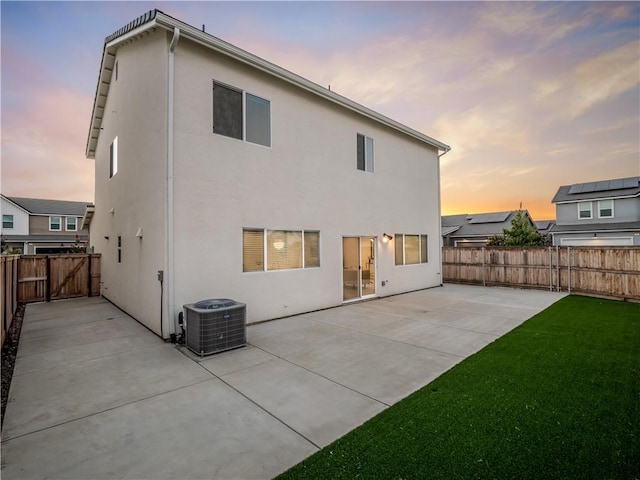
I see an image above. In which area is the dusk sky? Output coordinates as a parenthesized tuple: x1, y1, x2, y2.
(1, 1, 639, 220)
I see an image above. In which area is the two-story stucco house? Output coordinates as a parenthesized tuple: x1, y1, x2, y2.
(85, 10, 450, 339)
(550, 176, 640, 246)
(1, 195, 90, 254)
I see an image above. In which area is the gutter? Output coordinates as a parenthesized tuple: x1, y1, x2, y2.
(165, 27, 180, 339)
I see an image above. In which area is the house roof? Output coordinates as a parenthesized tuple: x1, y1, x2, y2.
(552, 176, 640, 203)
(550, 221, 640, 234)
(441, 210, 534, 238)
(535, 220, 556, 233)
(86, 9, 450, 159)
(4, 196, 91, 216)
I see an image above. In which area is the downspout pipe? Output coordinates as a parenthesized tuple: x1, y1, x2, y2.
(436, 146, 451, 286)
(166, 27, 180, 339)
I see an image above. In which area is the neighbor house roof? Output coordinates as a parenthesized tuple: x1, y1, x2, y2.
(441, 211, 534, 238)
(86, 9, 450, 158)
(552, 176, 640, 204)
(4, 196, 91, 216)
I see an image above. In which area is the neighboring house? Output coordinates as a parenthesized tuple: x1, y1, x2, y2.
(550, 176, 640, 246)
(441, 210, 537, 247)
(84, 10, 450, 339)
(0, 195, 90, 254)
(535, 220, 555, 236)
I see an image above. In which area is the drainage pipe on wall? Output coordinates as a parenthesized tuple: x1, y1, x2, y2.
(436, 147, 451, 286)
(166, 27, 180, 339)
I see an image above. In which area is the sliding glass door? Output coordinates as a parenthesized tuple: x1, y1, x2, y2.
(342, 236, 376, 301)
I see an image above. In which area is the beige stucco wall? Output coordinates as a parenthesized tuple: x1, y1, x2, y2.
(170, 40, 442, 324)
(92, 31, 444, 337)
(89, 30, 168, 335)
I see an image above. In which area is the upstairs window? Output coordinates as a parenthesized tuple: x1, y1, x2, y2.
(66, 217, 77, 231)
(598, 200, 613, 218)
(357, 134, 374, 172)
(50, 216, 62, 231)
(395, 234, 428, 265)
(213, 81, 271, 147)
(578, 202, 592, 220)
(2, 214, 14, 229)
(110, 136, 118, 178)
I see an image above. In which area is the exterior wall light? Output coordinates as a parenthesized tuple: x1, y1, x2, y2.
(383, 233, 393, 243)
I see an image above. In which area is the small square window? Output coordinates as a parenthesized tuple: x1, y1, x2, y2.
(598, 200, 613, 218)
(50, 216, 62, 231)
(2, 214, 14, 229)
(66, 217, 77, 231)
(578, 202, 592, 220)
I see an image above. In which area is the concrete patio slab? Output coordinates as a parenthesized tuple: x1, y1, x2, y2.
(3, 344, 212, 439)
(218, 357, 386, 447)
(2, 380, 316, 480)
(1, 285, 567, 479)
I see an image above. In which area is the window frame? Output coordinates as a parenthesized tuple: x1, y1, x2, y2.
(110, 136, 118, 178)
(598, 199, 614, 219)
(212, 80, 271, 147)
(357, 133, 374, 173)
(66, 217, 78, 231)
(242, 228, 320, 273)
(2, 214, 14, 229)
(395, 233, 428, 266)
(49, 216, 62, 231)
(577, 202, 592, 220)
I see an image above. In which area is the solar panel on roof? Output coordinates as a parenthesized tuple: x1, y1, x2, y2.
(609, 179, 624, 189)
(468, 212, 510, 224)
(568, 177, 639, 195)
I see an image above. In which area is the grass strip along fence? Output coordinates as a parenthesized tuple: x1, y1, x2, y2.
(278, 296, 639, 480)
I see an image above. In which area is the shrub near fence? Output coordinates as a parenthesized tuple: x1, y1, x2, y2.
(442, 246, 639, 301)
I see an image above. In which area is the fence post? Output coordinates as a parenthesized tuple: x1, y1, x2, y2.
(482, 247, 486, 286)
(568, 246, 572, 294)
(556, 245, 560, 292)
(45, 255, 51, 302)
(548, 246, 552, 292)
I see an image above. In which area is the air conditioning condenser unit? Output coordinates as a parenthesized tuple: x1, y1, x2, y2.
(183, 298, 246, 356)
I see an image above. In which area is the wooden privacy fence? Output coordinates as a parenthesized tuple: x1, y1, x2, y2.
(443, 246, 639, 301)
(1, 255, 20, 345)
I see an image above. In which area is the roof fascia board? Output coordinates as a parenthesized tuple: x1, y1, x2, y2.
(553, 227, 640, 234)
(555, 192, 640, 204)
(86, 20, 161, 158)
(152, 13, 449, 152)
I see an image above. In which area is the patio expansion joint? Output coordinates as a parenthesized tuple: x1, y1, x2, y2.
(1, 377, 216, 443)
(305, 317, 468, 360)
(193, 360, 324, 451)
(248, 344, 392, 408)
(13, 341, 167, 377)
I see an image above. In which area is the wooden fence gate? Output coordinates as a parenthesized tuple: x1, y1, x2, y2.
(17, 254, 101, 303)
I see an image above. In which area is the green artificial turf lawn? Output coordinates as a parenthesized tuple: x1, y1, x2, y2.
(277, 295, 640, 480)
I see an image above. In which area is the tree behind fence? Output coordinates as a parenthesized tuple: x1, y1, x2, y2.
(442, 246, 639, 301)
